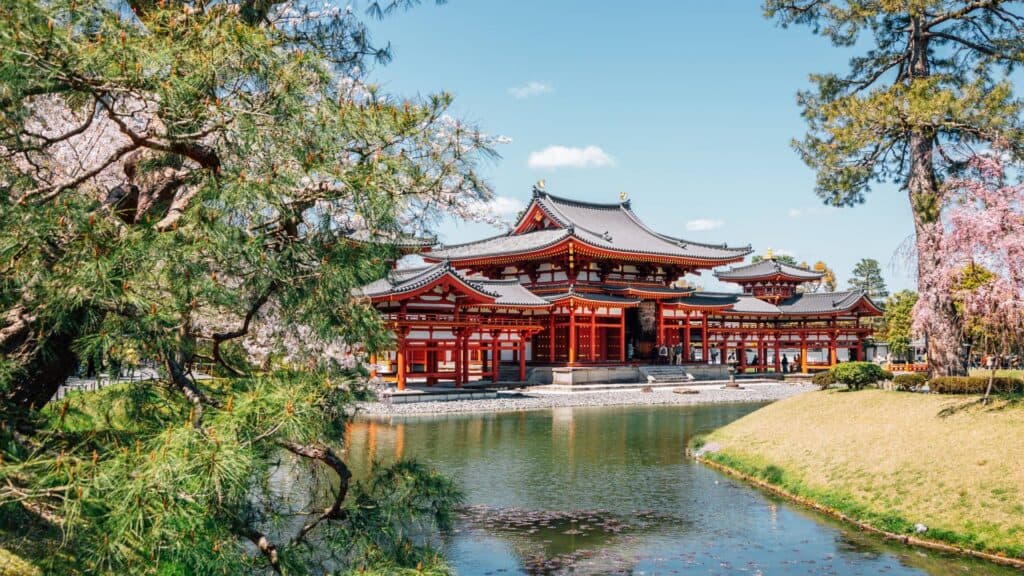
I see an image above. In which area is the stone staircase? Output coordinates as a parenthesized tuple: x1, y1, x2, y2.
(497, 365, 533, 387)
(638, 365, 695, 384)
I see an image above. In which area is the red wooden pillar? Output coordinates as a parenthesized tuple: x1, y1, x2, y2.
(450, 327, 462, 385)
(589, 307, 597, 362)
(800, 335, 808, 374)
(518, 331, 527, 381)
(829, 334, 838, 366)
(463, 331, 472, 385)
(491, 330, 501, 383)
(738, 336, 746, 372)
(396, 329, 407, 391)
(683, 313, 691, 362)
(618, 310, 626, 362)
(773, 336, 781, 373)
(702, 313, 709, 364)
(656, 301, 664, 347)
(568, 303, 577, 364)
(548, 313, 556, 363)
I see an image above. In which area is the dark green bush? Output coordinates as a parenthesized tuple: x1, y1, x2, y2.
(929, 376, 1024, 395)
(831, 362, 890, 391)
(893, 373, 928, 392)
(812, 370, 836, 390)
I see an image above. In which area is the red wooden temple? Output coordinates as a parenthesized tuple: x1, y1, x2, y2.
(361, 187, 882, 389)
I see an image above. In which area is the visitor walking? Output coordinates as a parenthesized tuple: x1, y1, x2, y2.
(781, 354, 789, 374)
(658, 343, 669, 365)
(673, 342, 683, 365)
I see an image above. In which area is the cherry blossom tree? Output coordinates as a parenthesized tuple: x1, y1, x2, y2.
(914, 153, 1024, 400)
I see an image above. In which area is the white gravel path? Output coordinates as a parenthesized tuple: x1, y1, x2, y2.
(355, 382, 815, 417)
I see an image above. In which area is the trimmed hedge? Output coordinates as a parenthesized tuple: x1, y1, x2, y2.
(831, 362, 892, 391)
(929, 376, 1024, 395)
(812, 370, 836, 390)
(893, 373, 928, 392)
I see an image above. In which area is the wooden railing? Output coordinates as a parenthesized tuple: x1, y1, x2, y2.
(886, 362, 929, 373)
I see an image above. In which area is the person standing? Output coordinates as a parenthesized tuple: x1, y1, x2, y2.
(781, 354, 789, 374)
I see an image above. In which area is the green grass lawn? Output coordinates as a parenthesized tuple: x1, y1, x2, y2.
(702, 390, 1024, 559)
(970, 368, 1024, 380)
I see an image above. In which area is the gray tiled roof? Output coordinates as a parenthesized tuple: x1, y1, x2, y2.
(543, 291, 641, 306)
(668, 290, 880, 316)
(466, 277, 552, 307)
(778, 290, 877, 315)
(535, 192, 751, 261)
(715, 259, 824, 281)
(426, 228, 570, 260)
(603, 284, 695, 295)
(358, 263, 486, 299)
(427, 191, 752, 262)
(358, 263, 550, 307)
(667, 293, 740, 307)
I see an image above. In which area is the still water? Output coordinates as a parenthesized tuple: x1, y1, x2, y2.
(345, 404, 1014, 575)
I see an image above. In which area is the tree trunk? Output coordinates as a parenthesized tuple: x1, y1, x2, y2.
(906, 16, 965, 378)
(1, 306, 83, 409)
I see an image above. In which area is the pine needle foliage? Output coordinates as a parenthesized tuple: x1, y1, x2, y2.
(1, 0, 484, 573)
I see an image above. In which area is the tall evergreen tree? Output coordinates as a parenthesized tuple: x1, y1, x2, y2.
(763, 1, 1024, 376)
(0, 1, 496, 573)
(884, 290, 920, 362)
(751, 253, 799, 266)
(849, 258, 889, 299)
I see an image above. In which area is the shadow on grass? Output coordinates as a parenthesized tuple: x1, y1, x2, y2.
(936, 394, 1024, 418)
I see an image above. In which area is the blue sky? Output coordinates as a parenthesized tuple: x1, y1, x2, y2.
(366, 1, 917, 293)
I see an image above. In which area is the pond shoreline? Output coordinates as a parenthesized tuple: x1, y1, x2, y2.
(697, 390, 1024, 571)
(695, 453, 1024, 571)
(355, 381, 816, 418)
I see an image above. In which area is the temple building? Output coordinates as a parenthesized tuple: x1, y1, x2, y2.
(360, 186, 881, 389)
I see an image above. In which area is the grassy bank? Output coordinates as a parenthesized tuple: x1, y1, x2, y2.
(699, 390, 1024, 563)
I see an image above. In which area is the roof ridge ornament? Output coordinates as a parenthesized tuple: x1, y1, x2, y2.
(532, 179, 546, 196)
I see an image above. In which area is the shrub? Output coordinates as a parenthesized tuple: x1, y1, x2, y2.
(812, 370, 836, 390)
(929, 376, 1024, 395)
(893, 373, 928, 392)
(831, 362, 890, 391)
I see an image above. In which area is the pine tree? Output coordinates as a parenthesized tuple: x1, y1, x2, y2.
(751, 253, 799, 266)
(884, 290, 920, 363)
(849, 258, 889, 299)
(763, 1, 1024, 376)
(0, 1, 492, 573)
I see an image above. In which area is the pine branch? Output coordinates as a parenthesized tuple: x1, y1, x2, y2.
(278, 439, 352, 544)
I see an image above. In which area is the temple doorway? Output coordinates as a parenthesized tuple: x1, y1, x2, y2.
(625, 305, 657, 362)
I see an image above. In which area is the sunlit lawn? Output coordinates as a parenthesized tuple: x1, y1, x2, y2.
(969, 369, 1024, 380)
(705, 390, 1024, 557)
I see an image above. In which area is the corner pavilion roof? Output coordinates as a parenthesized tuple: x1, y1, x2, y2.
(357, 262, 550, 308)
(425, 190, 751, 265)
(668, 289, 881, 317)
(714, 258, 824, 283)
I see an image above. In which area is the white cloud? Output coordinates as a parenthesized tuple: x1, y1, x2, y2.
(788, 205, 837, 219)
(685, 218, 724, 232)
(528, 145, 614, 169)
(483, 196, 524, 217)
(509, 81, 552, 99)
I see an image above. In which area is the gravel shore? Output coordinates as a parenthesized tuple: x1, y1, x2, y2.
(355, 381, 815, 417)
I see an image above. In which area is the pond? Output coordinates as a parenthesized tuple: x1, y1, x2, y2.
(345, 403, 1015, 575)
